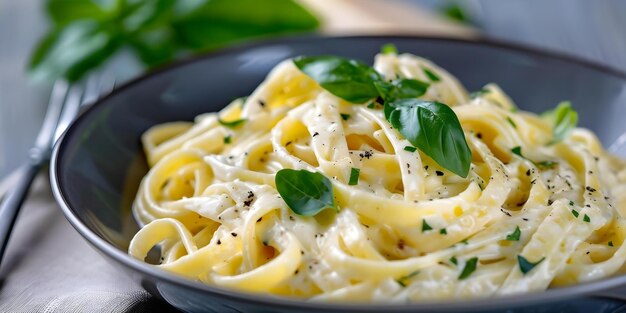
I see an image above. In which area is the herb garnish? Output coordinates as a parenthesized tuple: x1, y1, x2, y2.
(536, 160, 558, 169)
(381, 43, 398, 55)
(422, 219, 433, 232)
(422, 67, 441, 82)
(374, 78, 429, 103)
(218, 118, 246, 128)
(511, 146, 523, 158)
(506, 226, 521, 241)
(440, 228, 448, 235)
(571, 210, 579, 218)
(293, 56, 382, 103)
(294, 53, 471, 177)
(348, 168, 360, 185)
(340, 113, 351, 121)
(385, 99, 471, 177)
(396, 270, 420, 287)
(517, 255, 545, 274)
(223, 135, 232, 144)
(458, 257, 478, 280)
(542, 101, 578, 144)
(506, 116, 517, 129)
(275, 169, 336, 217)
(450, 256, 458, 266)
(470, 88, 489, 98)
(404, 146, 417, 152)
(583, 214, 591, 223)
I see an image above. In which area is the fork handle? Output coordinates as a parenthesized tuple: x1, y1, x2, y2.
(0, 161, 42, 266)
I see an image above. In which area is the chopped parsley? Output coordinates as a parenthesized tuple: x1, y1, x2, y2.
(340, 113, 351, 121)
(440, 228, 447, 235)
(506, 116, 517, 129)
(348, 167, 360, 185)
(506, 226, 521, 241)
(422, 219, 433, 232)
(223, 135, 232, 144)
(583, 214, 591, 223)
(458, 257, 478, 280)
(470, 88, 489, 98)
(450, 256, 458, 266)
(396, 270, 419, 287)
(569, 200, 575, 206)
(536, 160, 558, 169)
(517, 255, 545, 274)
(571, 210, 579, 218)
(511, 146, 523, 157)
(404, 146, 417, 152)
(381, 43, 398, 55)
(422, 67, 441, 82)
(218, 118, 246, 128)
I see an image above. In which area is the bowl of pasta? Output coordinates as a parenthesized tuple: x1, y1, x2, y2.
(51, 35, 626, 313)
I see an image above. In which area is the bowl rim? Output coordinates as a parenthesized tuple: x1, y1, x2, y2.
(51, 34, 626, 312)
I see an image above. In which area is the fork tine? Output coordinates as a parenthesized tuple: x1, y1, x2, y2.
(53, 83, 84, 144)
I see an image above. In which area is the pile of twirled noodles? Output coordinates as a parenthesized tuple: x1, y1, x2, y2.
(128, 50, 626, 302)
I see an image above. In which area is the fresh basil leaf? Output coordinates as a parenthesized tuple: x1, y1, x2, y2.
(218, 118, 246, 128)
(293, 56, 382, 103)
(517, 255, 544, 274)
(47, 0, 110, 26)
(128, 28, 176, 67)
(443, 3, 469, 24)
(121, 0, 176, 32)
(385, 99, 471, 177)
(381, 43, 398, 55)
(173, 0, 319, 50)
(275, 169, 336, 217)
(348, 168, 360, 185)
(374, 78, 429, 103)
(458, 257, 478, 280)
(506, 226, 521, 241)
(422, 67, 441, 82)
(543, 101, 578, 144)
(28, 21, 122, 82)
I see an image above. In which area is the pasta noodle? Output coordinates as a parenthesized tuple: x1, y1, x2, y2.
(128, 51, 626, 302)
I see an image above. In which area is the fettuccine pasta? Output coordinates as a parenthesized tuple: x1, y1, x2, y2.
(128, 50, 626, 302)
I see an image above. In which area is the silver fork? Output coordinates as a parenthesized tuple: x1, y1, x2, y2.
(0, 73, 115, 267)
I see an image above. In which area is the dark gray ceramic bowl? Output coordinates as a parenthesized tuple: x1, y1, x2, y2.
(51, 35, 626, 313)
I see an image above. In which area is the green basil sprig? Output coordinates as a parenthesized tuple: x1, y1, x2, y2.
(293, 54, 472, 178)
(293, 56, 383, 103)
(385, 99, 472, 177)
(542, 101, 578, 144)
(275, 169, 336, 217)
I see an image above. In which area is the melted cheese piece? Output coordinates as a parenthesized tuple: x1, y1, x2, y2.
(128, 52, 626, 302)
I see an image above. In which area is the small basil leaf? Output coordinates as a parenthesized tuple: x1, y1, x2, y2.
(275, 169, 336, 217)
(293, 56, 382, 103)
(374, 78, 429, 103)
(385, 99, 471, 177)
(517, 255, 545, 274)
(543, 101, 578, 144)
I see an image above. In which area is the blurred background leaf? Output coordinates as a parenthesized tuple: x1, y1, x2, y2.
(28, 0, 320, 82)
